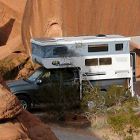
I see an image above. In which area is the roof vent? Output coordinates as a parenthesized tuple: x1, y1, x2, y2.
(96, 34, 106, 37)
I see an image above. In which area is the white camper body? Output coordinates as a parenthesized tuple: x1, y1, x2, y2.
(31, 35, 134, 96)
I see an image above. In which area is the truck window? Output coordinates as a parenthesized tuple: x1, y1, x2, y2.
(50, 70, 60, 82)
(28, 69, 43, 82)
(40, 71, 51, 83)
(62, 69, 74, 81)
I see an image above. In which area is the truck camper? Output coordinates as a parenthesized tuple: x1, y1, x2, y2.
(6, 35, 136, 110)
(31, 35, 135, 97)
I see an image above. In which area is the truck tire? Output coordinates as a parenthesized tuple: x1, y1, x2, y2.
(17, 95, 31, 110)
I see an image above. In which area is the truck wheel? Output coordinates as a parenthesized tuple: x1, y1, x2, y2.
(17, 95, 31, 110)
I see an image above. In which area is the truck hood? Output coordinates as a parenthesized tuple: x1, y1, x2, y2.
(6, 79, 31, 88)
(6, 79, 38, 94)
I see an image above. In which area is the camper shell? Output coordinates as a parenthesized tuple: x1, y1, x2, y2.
(31, 35, 134, 97)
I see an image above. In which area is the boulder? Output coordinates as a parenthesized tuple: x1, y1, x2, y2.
(0, 76, 58, 140)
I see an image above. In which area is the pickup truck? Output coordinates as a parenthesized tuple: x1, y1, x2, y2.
(6, 67, 80, 110)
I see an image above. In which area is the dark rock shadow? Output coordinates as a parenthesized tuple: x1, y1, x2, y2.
(0, 18, 15, 46)
(132, 48, 140, 57)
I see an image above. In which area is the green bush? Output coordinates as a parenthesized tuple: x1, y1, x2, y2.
(81, 81, 140, 139)
(107, 101, 140, 138)
(81, 86, 106, 115)
(81, 82, 132, 116)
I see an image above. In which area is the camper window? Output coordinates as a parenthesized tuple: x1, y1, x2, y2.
(53, 46, 68, 56)
(99, 58, 112, 65)
(85, 58, 98, 66)
(32, 44, 45, 57)
(88, 44, 108, 52)
(115, 43, 123, 51)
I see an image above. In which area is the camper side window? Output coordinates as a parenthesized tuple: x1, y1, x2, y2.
(32, 44, 45, 57)
(115, 44, 123, 51)
(88, 44, 108, 52)
(85, 58, 98, 66)
(53, 46, 68, 56)
(85, 58, 112, 66)
(99, 58, 112, 65)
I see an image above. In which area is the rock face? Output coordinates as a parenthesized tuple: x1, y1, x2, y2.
(0, 0, 26, 59)
(0, 84, 22, 120)
(21, 0, 140, 48)
(0, 76, 58, 140)
(0, 111, 59, 140)
(18, 110, 58, 140)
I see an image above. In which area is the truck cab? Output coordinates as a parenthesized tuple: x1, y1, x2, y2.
(7, 67, 80, 110)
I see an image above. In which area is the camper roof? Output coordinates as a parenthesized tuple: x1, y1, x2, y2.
(31, 35, 130, 46)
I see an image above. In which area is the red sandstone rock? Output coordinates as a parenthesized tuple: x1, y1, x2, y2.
(0, 76, 58, 140)
(18, 110, 58, 140)
(0, 84, 22, 120)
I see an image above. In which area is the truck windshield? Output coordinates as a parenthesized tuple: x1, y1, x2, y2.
(27, 69, 43, 82)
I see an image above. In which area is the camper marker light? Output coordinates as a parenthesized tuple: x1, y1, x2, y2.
(52, 61, 60, 66)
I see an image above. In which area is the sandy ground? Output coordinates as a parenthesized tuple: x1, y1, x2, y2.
(51, 126, 100, 140)
(33, 110, 100, 140)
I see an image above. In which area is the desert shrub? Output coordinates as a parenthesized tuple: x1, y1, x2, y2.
(81, 82, 132, 116)
(107, 100, 140, 139)
(39, 82, 80, 112)
(81, 81, 140, 139)
(104, 85, 131, 107)
(81, 84, 106, 115)
(81, 82, 140, 136)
